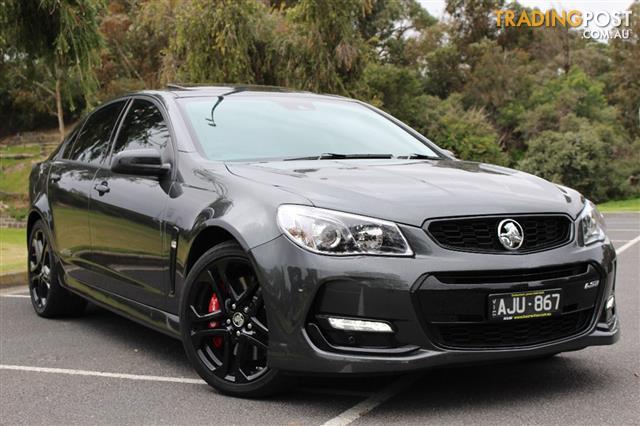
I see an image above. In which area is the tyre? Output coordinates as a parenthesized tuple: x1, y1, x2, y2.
(180, 241, 289, 397)
(28, 220, 87, 317)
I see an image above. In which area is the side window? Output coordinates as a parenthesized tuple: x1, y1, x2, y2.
(66, 101, 126, 165)
(56, 124, 82, 160)
(112, 99, 171, 156)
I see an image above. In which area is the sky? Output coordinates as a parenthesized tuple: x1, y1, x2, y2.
(417, 0, 635, 31)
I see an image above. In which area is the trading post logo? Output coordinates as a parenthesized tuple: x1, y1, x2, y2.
(495, 9, 633, 40)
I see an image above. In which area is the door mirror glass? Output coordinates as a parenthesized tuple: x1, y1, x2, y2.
(111, 149, 170, 177)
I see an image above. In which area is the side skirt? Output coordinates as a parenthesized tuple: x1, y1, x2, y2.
(61, 272, 181, 340)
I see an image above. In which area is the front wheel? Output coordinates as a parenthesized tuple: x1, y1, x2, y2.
(180, 242, 289, 397)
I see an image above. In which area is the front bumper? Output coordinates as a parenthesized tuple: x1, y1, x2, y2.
(250, 226, 619, 375)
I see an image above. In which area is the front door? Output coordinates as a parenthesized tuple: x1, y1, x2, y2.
(88, 98, 174, 308)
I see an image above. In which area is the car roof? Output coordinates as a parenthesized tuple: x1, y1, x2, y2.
(135, 84, 350, 101)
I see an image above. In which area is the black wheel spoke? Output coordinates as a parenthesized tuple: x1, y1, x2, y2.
(40, 239, 48, 264)
(189, 305, 224, 323)
(209, 261, 229, 290)
(235, 336, 249, 369)
(217, 337, 232, 377)
(191, 328, 229, 347)
(205, 269, 218, 289)
(235, 282, 258, 307)
(243, 333, 268, 350)
(34, 233, 46, 266)
(250, 317, 268, 336)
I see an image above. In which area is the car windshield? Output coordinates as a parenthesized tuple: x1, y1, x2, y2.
(178, 94, 440, 161)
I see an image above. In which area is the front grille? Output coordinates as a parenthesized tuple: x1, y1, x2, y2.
(427, 215, 572, 253)
(434, 263, 589, 285)
(434, 310, 592, 348)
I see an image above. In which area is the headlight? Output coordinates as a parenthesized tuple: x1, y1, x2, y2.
(578, 200, 607, 246)
(276, 205, 413, 256)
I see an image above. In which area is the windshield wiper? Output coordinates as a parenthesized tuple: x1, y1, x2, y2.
(395, 153, 441, 160)
(283, 153, 394, 161)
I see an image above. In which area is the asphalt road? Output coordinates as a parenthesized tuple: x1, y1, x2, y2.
(1, 213, 638, 425)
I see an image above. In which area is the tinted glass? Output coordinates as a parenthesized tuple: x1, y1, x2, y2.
(58, 124, 82, 160)
(67, 101, 125, 164)
(179, 95, 439, 161)
(113, 99, 170, 155)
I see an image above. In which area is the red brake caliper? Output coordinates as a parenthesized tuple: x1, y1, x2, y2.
(208, 293, 223, 348)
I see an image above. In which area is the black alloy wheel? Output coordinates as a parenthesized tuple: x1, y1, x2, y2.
(180, 242, 288, 397)
(28, 220, 87, 317)
(29, 228, 51, 311)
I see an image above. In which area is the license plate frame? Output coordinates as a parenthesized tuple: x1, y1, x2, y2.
(488, 288, 563, 321)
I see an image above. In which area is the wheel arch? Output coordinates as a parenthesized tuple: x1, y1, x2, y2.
(183, 224, 244, 279)
(26, 203, 49, 243)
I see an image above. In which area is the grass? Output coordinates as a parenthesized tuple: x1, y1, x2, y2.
(0, 163, 32, 194)
(598, 198, 640, 213)
(0, 228, 26, 274)
(0, 144, 46, 195)
(0, 145, 41, 155)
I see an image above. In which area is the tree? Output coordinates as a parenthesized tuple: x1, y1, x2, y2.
(445, 0, 504, 53)
(10, 0, 104, 141)
(461, 41, 533, 150)
(518, 68, 617, 140)
(357, 0, 436, 66)
(416, 95, 507, 165)
(608, 1, 640, 138)
(356, 62, 426, 127)
(97, 0, 181, 99)
(422, 42, 468, 99)
(277, 0, 372, 93)
(169, 0, 269, 84)
(518, 127, 617, 202)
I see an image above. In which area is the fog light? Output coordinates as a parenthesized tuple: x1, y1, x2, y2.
(606, 295, 615, 310)
(327, 317, 393, 333)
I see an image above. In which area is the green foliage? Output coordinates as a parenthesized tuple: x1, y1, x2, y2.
(170, 0, 268, 84)
(357, 63, 426, 126)
(417, 95, 507, 165)
(607, 1, 640, 138)
(445, 0, 504, 49)
(518, 68, 618, 139)
(422, 43, 467, 98)
(276, 0, 372, 93)
(0, 59, 86, 134)
(12, 0, 104, 97)
(2, 0, 104, 139)
(518, 127, 616, 202)
(358, 0, 436, 65)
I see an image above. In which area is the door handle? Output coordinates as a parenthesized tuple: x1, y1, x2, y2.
(50, 172, 61, 183)
(94, 182, 110, 196)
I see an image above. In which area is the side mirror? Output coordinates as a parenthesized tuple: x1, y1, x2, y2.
(111, 149, 171, 177)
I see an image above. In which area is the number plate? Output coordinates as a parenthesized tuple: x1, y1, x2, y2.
(489, 289, 562, 321)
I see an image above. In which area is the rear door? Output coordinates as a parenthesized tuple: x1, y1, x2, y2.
(48, 100, 127, 284)
(88, 97, 175, 307)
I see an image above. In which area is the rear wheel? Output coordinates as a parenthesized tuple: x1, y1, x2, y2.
(180, 242, 289, 397)
(28, 220, 87, 317)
